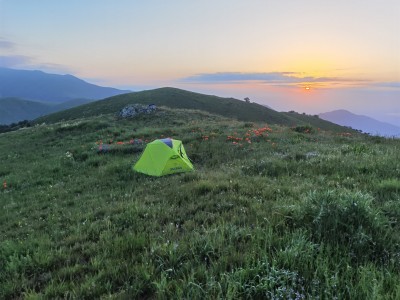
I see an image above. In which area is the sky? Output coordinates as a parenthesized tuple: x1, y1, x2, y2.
(1, 0, 399, 125)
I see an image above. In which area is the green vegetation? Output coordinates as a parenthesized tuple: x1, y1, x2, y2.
(35, 87, 350, 133)
(0, 97, 53, 125)
(1, 106, 399, 299)
(0, 120, 33, 134)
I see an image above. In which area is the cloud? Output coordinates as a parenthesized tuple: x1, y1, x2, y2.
(0, 37, 72, 73)
(374, 82, 400, 89)
(180, 72, 365, 87)
(0, 38, 15, 50)
(386, 112, 400, 117)
(0, 39, 31, 68)
(30, 62, 74, 74)
(182, 72, 299, 83)
(0, 55, 33, 68)
(0, 54, 73, 74)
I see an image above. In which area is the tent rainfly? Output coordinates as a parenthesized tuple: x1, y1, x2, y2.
(133, 138, 194, 176)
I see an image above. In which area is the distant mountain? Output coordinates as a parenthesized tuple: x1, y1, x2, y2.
(0, 67, 130, 103)
(319, 109, 400, 137)
(53, 98, 96, 111)
(0, 98, 53, 124)
(35, 87, 352, 133)
(0, 97, 97, 125)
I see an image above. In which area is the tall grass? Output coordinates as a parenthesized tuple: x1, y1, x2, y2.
(1, 107, 399, 298)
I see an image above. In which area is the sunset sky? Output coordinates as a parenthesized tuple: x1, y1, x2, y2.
(1, 0, 399, 125)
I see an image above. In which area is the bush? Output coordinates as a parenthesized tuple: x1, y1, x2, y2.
(291, 125, 313, 134)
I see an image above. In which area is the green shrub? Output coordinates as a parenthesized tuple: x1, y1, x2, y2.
(352, 143, 368, 155)
(291, 125, 313, 134)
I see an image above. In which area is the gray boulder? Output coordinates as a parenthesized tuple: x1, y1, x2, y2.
(118, 104, 157, 118)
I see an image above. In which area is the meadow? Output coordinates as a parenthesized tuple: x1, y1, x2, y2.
(1, 107, 399, 299)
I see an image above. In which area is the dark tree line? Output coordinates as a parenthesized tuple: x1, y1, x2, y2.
(0, 120, 32, 134)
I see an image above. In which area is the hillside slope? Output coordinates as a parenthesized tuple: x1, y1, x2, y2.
(36, 87, 350, 132)
(282, 111, 349, 132)
(0, 97, 96, 125)
(1, 107, 399, 298)
(0, 97, 54, 124)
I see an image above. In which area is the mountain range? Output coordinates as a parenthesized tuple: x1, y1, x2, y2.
(0, 67, 129, 103)
(0, 68, 342, 130)
(319, 110, 400, 137)
(0, 67, 130, 124)
(1, 68, 398, 138)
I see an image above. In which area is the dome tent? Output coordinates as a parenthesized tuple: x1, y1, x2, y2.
(133, 138, 193, 176)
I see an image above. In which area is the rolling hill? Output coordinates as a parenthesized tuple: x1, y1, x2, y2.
(0, 97, 96, 125)
(319, 109, 400, 137)
(35, 87, 350, 132)
(0, 67, 130, 103)
(0, 97, 54, 124)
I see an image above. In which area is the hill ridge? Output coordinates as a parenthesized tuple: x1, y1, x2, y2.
(0, 67, 130, 103)
(320, 109, 400, 137)
(34, 87, 351, 132)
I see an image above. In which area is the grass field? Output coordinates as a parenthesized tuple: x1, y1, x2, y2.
(1, 106, 399, 299)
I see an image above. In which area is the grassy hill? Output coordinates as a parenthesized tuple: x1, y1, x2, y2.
(0, 97, 54, 125)
(35, 87, 349, 132)
(0, 97, 98, 125)
(1, 106, 399, 298)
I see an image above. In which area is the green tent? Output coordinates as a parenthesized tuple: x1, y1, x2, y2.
(133, 138, 194, 176)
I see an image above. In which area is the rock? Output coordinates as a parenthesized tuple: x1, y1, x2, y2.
(118, 104, 157, 118)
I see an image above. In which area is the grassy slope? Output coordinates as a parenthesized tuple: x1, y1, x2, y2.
(35, 87, 349, 132)
(0, 97, 97, 125)
(0, 97, 54, 125)
(1, 107, 399, 298)
(282, 111, 353, 130)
